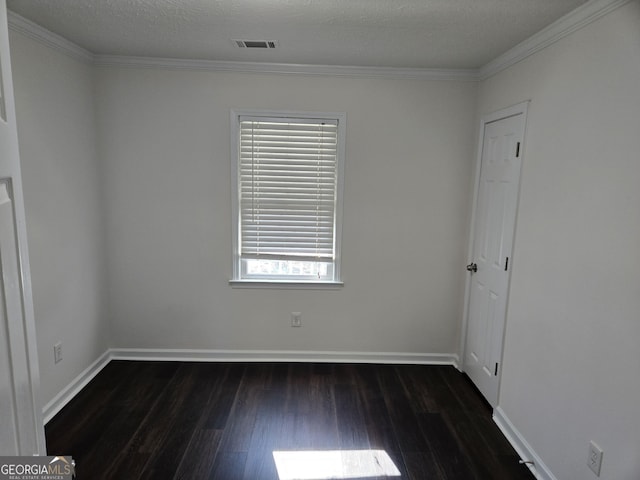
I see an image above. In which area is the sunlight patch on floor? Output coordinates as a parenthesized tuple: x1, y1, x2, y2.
(273, 449, 401, 479)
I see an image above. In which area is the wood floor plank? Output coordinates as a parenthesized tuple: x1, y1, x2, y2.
(45, 361, 147, 455)
(202, 364, 245, 429)
(217, 384, 262, 454)
(208, 451, 247, 480)
(174, 429, 222, 480)
(45, 361, 535, 480)
(397, 365, 450, 415)
(403, 451, 445, 480)
(376, 365, 431, 453)
(71, 405, 151, 479)
(102, 363, 203, 479)
(334, 383, 371, 449)
(417, 412, 476, 480)
(241, 448, 280, 480)
(304, 366, 340, 449)
(352, 365, 402, 454)
(284, 363, 313, 415)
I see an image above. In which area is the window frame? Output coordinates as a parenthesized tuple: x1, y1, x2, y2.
(229, 109, 346, 288)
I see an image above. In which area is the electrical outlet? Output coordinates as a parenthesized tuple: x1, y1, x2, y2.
(587, 441, 603, 476)
(54, 342, 62, 364)
(291, 312, 302, 327)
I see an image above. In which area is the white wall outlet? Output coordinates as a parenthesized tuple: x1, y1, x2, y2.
(54, 342, 62, 364)
(587, 441, 603, 476)
(291, 312, 302, 327)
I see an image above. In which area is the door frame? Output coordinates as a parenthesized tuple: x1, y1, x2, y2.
(459, 101, 529, 403)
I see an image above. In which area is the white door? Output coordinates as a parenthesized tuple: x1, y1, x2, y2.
(0, 0, 46, 455)
(463, 103, 527, 407)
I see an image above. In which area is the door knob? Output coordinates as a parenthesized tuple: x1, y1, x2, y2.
(466, 262, 478, 273)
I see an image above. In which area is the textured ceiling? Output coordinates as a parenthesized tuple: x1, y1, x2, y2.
(7, 0, 590, 69)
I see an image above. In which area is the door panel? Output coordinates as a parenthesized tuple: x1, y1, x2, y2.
(0, 181, 39, 454)
(0, 184, 20, 454)
(464, 106, 526, 407)
(0, 0, 46, 455)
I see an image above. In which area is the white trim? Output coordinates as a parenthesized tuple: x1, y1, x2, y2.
(41, 350, 111, 424)
(481, 100, 531, 126)
(229, 280, 344, 290)
(493, 407, 558, 480)
(7, 11, 94, 63)
(109, 348, 459, 366)
(479, 0, 631, 80)
(94, 55, 478, 81)
(8, 0, 629, 80)
(459, 101, 529, 381)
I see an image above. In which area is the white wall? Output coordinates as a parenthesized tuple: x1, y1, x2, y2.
(95, 68, 476, 355)
(477, 2, 640, 479)
(9, 31, 110, 406)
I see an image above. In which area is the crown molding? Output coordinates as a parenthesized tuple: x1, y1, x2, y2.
(7, 9, 475, 81)
(93, 54, 478, 81)
(7, 11, 94, 64)
(7, 0, 630, 81)
(479, 0, 632, 80)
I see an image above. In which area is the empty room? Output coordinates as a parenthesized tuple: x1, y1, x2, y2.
(0, 0, 638, 479)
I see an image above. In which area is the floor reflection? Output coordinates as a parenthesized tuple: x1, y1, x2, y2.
(273, 449, 401, 480)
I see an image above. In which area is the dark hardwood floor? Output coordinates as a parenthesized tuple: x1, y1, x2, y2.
(45, 361, 535, 479)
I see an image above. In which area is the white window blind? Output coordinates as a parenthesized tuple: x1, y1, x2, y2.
(239, 116, 339, 264)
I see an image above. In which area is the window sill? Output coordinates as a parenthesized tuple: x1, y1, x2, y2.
(229, 280, 344, 290)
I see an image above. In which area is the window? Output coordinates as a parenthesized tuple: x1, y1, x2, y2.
(231, 110, 345, 286)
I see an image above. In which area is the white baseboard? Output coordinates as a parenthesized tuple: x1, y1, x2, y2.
(109, 348, 458, 365)
(493, 406, 557, 480)
(42, 348, 458, 424)
(42, 350, 112, 424)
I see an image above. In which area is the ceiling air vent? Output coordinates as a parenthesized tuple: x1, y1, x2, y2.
(233, 39, 278, 49)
